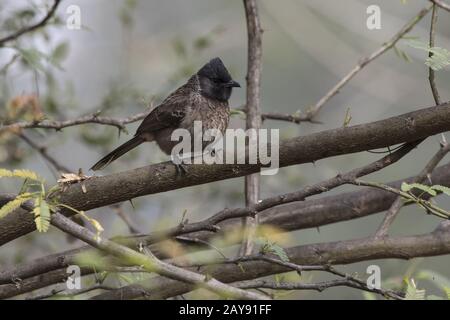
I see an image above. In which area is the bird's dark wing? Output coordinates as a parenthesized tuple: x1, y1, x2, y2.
(135, 94, 188, 136)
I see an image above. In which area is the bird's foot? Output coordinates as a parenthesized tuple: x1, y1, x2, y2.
(171, 153, 188, 177)
(174, 163, 188, 177)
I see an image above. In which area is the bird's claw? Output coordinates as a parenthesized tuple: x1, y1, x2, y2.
(174, 163, 188, 177)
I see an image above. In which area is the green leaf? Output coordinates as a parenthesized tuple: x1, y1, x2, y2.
(394, 46, 411, 62)
(271, 244, 289, 262)
(194, 36, 211, 51)
(431, 185, 450, 196)
(0, 193, 33, 219)
(407, 40, 450, 71)
(15, 47, 47, 72)
(342, 107, 352, 127)
(403, 278, 426, 300)
(0, 169, 13, 178)
(0, 168, 43, 182)
(50, 42, 70, 69)
(426, 47, 450, 71)
(79, 211, 104, 240)
(34, 197, 51, 232)
(257, 239, 290, 262)
(401, 182, 436, 196)
(230, 109, 246, 118)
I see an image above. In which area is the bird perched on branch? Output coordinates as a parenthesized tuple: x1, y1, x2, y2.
(90, 57, 240, 173)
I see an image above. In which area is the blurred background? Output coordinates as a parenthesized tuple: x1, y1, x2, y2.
(1, 0, 450, 299)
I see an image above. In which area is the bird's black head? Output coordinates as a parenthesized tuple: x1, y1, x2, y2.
(197, 57, 240, 102)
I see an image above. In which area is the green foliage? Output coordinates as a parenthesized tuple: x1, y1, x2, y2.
(403, 278, 426, 300)
(429, 185, 450, 196)
(33, 195, 51, 232)
(256, 239, 290, 262)
(407, 40, 450, 71)
(394, 45, 411, 62)
(401, 182, 436, 196)
(401, 182, 450, 197)
(342, 107, 352, 127)
(0, 167, 52, 232)
(0, 168, 43, 181)
(50, 42, 70, 70)
(0, 192, 33, 219)
(230, 109, 246, 119)
(399, 182, 450, 218)
(15, 47, 47, 72)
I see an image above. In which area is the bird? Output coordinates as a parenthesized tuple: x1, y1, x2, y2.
(90, 57, 240, 173)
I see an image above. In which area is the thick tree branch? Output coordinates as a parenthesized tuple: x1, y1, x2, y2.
(2, 103, 450, 245)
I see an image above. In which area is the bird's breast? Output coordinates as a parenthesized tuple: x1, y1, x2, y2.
(155, 96, 230, 155)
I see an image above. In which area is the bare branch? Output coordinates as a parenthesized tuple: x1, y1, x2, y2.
(0, 109, 151, 133)
(18, 133, 71, 173)
(0, 0, 62, 46)
(240, 0, 263, 256)
(430, 0, 450, 12)
(428, 4, 442, 105)
(305, 6, 432, 119)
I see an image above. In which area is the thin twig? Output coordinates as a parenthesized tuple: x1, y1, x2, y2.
(430, 0, 450, 11)
(305, 6, 432, 119)
(0, 109, 151, 133)
(18, 133, 71, 173)
(0, 0, 62, 46)
(428, 4, 442, 105)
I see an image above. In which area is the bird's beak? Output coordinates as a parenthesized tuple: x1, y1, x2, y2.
(225, 80, 241, 88)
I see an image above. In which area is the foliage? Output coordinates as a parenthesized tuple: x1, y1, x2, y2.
(407, 40, 450, 71)
(0, 168, 50, 231)
(256, 238, 289, 262)
(0, 168, 104, 235)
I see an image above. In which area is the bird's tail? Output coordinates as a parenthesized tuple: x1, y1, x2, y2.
(90, 136, 144, 171)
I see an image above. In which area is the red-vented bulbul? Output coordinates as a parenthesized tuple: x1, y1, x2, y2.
(90, 57, 240, 172)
